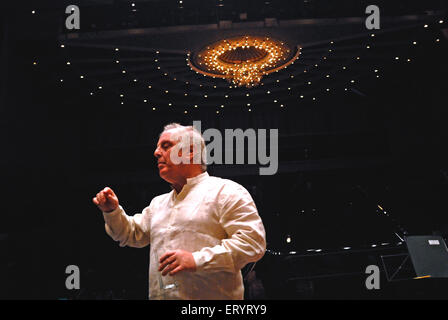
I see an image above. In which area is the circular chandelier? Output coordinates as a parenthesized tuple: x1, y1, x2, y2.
(188, 35, 301, 88)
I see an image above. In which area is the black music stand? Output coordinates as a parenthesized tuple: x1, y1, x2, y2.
(381, 235, 448, 281)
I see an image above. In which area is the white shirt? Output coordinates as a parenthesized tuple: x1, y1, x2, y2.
(102, 172, 266, 300)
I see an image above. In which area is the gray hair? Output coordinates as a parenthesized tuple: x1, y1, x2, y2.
(161, 123, 207, 172)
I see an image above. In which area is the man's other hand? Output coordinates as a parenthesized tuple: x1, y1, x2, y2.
(159, 249, 197, 276)
(93, 187, 119, 213)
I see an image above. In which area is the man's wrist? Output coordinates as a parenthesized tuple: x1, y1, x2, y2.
(104, 206, 119, 214)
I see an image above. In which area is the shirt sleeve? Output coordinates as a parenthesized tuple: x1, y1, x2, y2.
(103, 204, 151, 248)
(192, 183, 266, 273)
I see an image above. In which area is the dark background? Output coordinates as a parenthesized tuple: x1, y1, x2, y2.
(1, 0, 448, 299)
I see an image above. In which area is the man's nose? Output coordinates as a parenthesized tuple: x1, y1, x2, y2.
(154, 147, 161, 159)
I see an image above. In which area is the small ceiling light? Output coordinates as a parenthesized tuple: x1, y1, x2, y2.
(60, 44, 65, 48)
(413, 41, 417, 45)
(122, 70, 126, 74)
(424, 24, 428, 28)
(80, 75, 84, 79)
(148, 85, 152, 89)
(439, 20, 444, 24)
(31, 10, 36, 14)
(116, 60, 120, 63)
(66, 61, 71, 65)
(115, 48, 119, 51)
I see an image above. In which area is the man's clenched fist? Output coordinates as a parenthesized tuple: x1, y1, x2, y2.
(93, 187, 119, 213)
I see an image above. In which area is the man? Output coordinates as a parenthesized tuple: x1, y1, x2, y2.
(93, 123, 266, 299)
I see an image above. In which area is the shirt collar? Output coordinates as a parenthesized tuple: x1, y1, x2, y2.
(170, 171, 209, 197)
(185, 171, 209, 186)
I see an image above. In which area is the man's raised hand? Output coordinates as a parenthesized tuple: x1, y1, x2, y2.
(93, 187, 119, 213)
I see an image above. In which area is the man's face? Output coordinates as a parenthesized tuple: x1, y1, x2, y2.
(154, 131, 183, 183)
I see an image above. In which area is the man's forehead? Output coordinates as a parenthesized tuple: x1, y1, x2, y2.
(157, 130, 178, 145)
